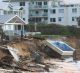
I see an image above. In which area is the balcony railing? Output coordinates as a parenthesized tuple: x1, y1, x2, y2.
(29, 13, 48, 17)
(29, 5, 48, 9)
(3, 0, 28, 2)
(4, 10, 24, 18)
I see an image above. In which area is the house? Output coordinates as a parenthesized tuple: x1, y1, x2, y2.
(2, 0, 79, 26)
(3, 0, 29, 24)
(0, 15, 27, 36)
(0, 1, 26, 21)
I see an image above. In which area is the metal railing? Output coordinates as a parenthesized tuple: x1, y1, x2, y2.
(30, 5, 48, 9)
(29, 13, 48, 17)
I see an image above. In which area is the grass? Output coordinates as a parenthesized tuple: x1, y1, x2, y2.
(35, 34, 62, 39)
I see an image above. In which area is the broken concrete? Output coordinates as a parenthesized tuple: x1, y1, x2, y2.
(0, 36, 79, 72)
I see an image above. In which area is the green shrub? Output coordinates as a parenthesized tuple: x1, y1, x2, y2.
(26, 24, 80, 37)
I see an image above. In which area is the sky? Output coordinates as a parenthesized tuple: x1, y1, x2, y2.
(63, 0, 80, 4)
(0, 0, 80, 4)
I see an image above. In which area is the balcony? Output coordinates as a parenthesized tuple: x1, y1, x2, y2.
(3, 0, 9, 2)
(29, 13, 48, 17)
(29, 5, 48, 9)
(3, 0, 28, 2)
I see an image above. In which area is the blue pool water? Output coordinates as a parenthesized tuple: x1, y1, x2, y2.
(52, 42, 73, 51)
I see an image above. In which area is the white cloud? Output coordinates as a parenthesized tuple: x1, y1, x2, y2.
(63, 0, 80, 4)
(0, 0, 2, 2)
(0, 0, 80, 4)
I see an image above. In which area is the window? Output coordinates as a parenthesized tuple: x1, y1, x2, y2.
(23, 18, 25, 21)
(72, 17, 77, 21)
(20, 2, 25, 6)
(58, 17, 61, 21)
(14, 11, 18, 14)
(50, 18, 56, 22)
(36, 2, 42, 5)
(35, 11, 39, 14)
(36, 18, 41, 22)
(59, 9, 64, 13)
(51, 9, 56, 14)
(0, 11, 1, 14)
(44, 18, 48, 20)
(18, 25, 21, 30)
(58, 17, 63, 22)
(4, 11, 7, 14)
(32, 2, 34, 4)
(71, 4, 74, 7)
(8, 25, 11, 30)
(44, 9, 48, 13)
(72, 17, 75, 21)
(72, 8, 77, 13)
(44, 2, 47, 5)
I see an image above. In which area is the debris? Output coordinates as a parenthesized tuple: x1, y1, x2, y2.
(0, 36, 79, 72)
(64, 57, 74, 62)
(44, 40, 75, 59)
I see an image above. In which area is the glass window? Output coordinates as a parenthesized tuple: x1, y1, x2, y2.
(44, 9, 48, 13)
(23, 18, 25, 21)
(35, 11, 39, 14)
(44, 2, 47, 5)
(72, 8, 77, 13)
(8, 25, 11, 30)
(58, 17, 63, 22)
(18, 25, 21, 30)
(20, 2, 25, 6)
(0, 11, 1, 14)
(72, 17, 75, 21)
(32, 2, 34, 4)
(14, 11, 18, 14)
(72, 17, 77, 21)
(59, 9, 64, 13)
(36, 2, 42, 5)
(51, 9, 56, 14)
(44, 18, 48, 20)
(58, 17, 61, 21)
(50, 18, 56, 22)
(4, 11, 7, 14)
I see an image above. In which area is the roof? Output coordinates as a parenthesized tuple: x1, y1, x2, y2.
(3, 0, 48, 2)
(0, 2, 9, 10)
(0, 15, 15, 24)
(0, 15, 26, 25)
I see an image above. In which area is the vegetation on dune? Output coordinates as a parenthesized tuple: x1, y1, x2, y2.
(26, 24, 80, 38)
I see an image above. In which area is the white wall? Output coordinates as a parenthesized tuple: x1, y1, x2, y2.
(48, 2, 79, 26)
(2, 24, 14, 31)
(2, 0, 80, 26)
(0, 10, 4, 15)
(10, 1, 29, 24)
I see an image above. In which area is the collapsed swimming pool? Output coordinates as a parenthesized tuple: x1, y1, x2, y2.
(45, 40, 75, 56)
(52, 41, 73, 51)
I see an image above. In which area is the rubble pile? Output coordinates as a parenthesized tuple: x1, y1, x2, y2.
(0, 37, 55, 72)
(0, 36, 78, 72)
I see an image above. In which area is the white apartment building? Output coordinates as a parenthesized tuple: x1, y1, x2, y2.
(0, 1, 25, 21)
(2, 0, 29, 24)
(2, 0, 80, 26)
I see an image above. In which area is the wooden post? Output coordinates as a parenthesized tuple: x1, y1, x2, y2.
(23, 25, 24, 35)
(21, 24, 23, 39)
(13, 25, 14, 36)
(17, 25, 18, 35)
